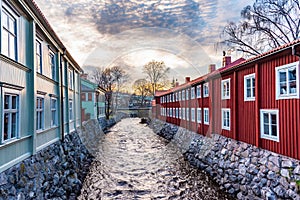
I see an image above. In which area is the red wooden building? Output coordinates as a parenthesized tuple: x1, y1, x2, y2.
(153, 39, 300, 160)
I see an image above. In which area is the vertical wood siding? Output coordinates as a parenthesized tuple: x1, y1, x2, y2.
(237, 66, 256, 145)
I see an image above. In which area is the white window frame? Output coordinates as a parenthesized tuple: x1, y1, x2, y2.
(260, 109, 279, 142)
(191, 108, 195, 122)
(204, 108, 209, 125)
(178, 91, 181, 101)
(69, 99, 74, 121)
(182, 90, 185, 100)
(221, 78, 230, 100)
(49, 50, 56, 81)
(197, 108, 202, 123)
(35, 37, 43, 74)
(36, 95, 45, 132)
(186, 108, 189, 121)
(1, 3, 19, 61)
(68, 68, 74, 90)
(186, 88, 189, 100)
(182, 108, 185, 120)
(172, 93, 175, 102)
(196, 85, 201, 98)
(244, 73, 256, 101)
(275, 61, 300, 100)
(221, 108, 230, 130)
(175, 92, 178, 102)
(2, 88, 20, 143)
(191, 87, 195, 99)
(203, 83, 209, 97)
(50, 97, 58, 127)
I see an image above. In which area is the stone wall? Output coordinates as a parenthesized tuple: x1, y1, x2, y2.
(0, 132, 93, 200)
(150, 119, 300, 200)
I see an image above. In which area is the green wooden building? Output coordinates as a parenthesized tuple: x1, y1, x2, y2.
(0, 0, 82, 172)
(80, 75, 106, 122)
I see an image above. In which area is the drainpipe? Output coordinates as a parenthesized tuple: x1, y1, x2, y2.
(60, 49, 66, 142)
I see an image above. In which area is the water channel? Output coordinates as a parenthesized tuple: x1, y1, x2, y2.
(78, 118, 234, 200)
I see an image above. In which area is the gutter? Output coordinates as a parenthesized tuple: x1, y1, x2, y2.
(60, 51, 66, 142)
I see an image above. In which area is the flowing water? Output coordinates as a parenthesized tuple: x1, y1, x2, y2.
(78, 118, 234, 200)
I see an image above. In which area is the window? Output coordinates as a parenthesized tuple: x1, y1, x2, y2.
(221, 79, 230, 99)
(204, 108, 209, 125)
(172, 94, 175, 102)
(203, 83, 209, 97)
(191, 108, 195, 122)
(260, 109, 279, 142)
(276, 62, 299, 99)
(88, 93, 92, 101)
(36, 96, 44, 131)
(69, 100, 74, 121)
(186, 108, 189, 121)
(182, 90, 185, 100)
(1, 4, 18, 60)
(191, 87, 195, 99)
(68, 69, 74, 90)
(182, 108, 185, 120)
(49, 51, 56, 80)
(244, 74, 255, 101)
(179, 108, 182, 119)
(222, 108, 230, 130)
(35, 38, 42, 73)
(51, 98, 57, 127)
(196, 85, 201, 98)
(2, 89, 19, 142)
(178, 91, 181, 101)
(186, 89, 189, 100)
(197, 108, 202, 123)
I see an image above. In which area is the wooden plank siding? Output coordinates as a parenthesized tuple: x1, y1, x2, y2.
(154, 43, 300, 160)
(236, 66, 256, 145)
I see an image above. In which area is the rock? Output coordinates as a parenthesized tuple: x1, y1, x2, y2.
(279, 177, 289, 189)
(241, 150, 249, 158)
(267, 161, 280, 173)
(274, 185, 286, 198)
(269, 156, 280, 167)
(280, 169, 290, 179)
(293, 165, 300, 175)
(0, 173, 8, 186)
(281, 160, 293, 168)
(239, 164, 247, 176)
(267, 171, 276, 180)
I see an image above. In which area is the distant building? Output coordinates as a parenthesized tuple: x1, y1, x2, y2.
(0, 0, 82, 172)
(81, 75, 106, 121)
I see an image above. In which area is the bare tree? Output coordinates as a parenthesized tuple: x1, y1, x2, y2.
(143, 60, 170, 96)
(111, 66, 129, 111)
(132, 79, 151, 107)
(221, 0, 300, 57)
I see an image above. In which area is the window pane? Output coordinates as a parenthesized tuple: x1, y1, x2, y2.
(289, 80, 297, 94)
(4, 113, 9, 140)
(247, 89, 251, 97)
(9, 35, 15, 59)
(289, 67, 296, 81)
(4, 95, 9, 109)
(263, 113, 269, 124)
(2, 12, 8, 29)
(264, 124, 269, 135)
(8, 17, 15, 34)
(11, 96, 17, 109)
(280, 83, 287, 94)
(271, 114, 277, 125)
(279, 71, 286, 82)
(2, 31, 9, 56)
(11, 113, 17, 138)
(271, 125, 277, 136)
(252, 87, 255, 97)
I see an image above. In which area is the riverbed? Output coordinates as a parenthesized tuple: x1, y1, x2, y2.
(78, 118, 234, 200)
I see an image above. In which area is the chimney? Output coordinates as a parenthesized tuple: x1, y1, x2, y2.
(185, 77, 190, 83)
(208, 64, 216, 73)
(175, 82, 179, 87)
(222, 56, 231, 67)
(80, 73, 88, 80)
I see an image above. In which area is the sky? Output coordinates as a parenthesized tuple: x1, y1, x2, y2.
(35, 0, 254, 85)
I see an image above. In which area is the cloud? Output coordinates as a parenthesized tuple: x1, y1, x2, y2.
(35, 0, 254, 71)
